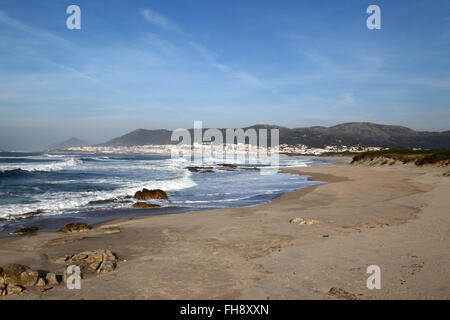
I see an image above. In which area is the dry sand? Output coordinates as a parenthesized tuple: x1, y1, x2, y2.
(1, 159, 449, 299)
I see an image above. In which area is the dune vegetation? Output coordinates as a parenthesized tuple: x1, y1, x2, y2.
(351, 149, 450, 166)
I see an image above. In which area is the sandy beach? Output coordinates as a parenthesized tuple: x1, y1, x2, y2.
(0, 158, 449, 300)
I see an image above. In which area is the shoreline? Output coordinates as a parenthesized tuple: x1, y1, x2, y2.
(0, 160, 449, 299)
(0, 156, 326, 237)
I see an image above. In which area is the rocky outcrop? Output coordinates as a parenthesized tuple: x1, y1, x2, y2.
(3, 284, 23, 295)
(134, 188, 168, 200)
(0, 264, 57, 296)
(51, 249, 118, 274)
(1, 264, 39, 287)
(217, 167, 236, 171)
(289, 217, 319, 225)
(120, 200, 133, 204)
(217, 163, 237, 168)
(88, 199, 117, 205)
(0, 251, 117, 296)
(88, 261, 116, 273)
(67, 249, 116, 265)
(59, 222, 90, 233)
(45, 273, 60, 285)
(13, 226, 39, 235)
(132, 202, 161, 209)
(328, 287, 359, 300)
(240, 166, 260, 171)
(186, 166, 213, 172)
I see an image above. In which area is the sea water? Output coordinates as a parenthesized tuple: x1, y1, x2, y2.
(0, 151, 325, 235)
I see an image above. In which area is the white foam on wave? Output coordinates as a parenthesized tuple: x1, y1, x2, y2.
(0, 165, 197, 219)
(0, 157, 82, 172)
(0, 154, 317, 221)
(44, 154, 67, 158)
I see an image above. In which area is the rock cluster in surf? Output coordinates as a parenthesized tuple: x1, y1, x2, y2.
(59, 222, 90, 233)
(134, 188, 168, 200)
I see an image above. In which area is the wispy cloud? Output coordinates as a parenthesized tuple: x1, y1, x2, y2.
(189, 41, 217, 62)
(406, 76, 450, 89)
(0, 10, 71, 47)
(139, 9, 265, 88)
(334, 92, 356, 109)
(0, 12, 113, 90)
(212, 62, 263, 87)
(49, 62, 107, 86)
(190, 41, 265, 88)
(140, 9, 184, 34)
(143, 32, 179, 56)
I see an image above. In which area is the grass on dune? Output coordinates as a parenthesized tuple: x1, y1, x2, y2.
(351, 149, 450, 166)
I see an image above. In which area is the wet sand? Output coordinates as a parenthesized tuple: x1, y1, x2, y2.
(1, 159, 449, 299)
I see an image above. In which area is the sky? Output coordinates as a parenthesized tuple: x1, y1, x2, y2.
(0, 0, 449, 150)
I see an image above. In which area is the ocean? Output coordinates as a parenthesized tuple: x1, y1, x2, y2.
(0, 151, 325, 236)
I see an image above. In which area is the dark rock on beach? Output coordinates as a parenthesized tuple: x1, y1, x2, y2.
(217, 163, 237, 168)
(90, 261, 116, 274)
(4, 284, 23, 295)
(13, 226, 39, 235)
(0, 252, 116, 296)
(134, 188, 168, 200)
(186, 166, 214, 172)
(45, 273, 60, 285)
(218, 167, 236, 171)
(328, 287, 359, 300)
(51, 249, 117, 274)
(66, 249, 117, 265)
(88, 198, 117, 205)
(240, 167, 260, 171)
(132, 202, 161, 209)
(59, 222, 90, 233)
(0, 264, 43, 294)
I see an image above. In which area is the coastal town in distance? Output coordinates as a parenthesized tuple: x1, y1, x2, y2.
(64, 142, 385, 156)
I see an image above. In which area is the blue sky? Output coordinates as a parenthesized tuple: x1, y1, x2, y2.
(0, 0, 449, 149)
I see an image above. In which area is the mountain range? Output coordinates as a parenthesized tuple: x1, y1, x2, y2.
(98, 122, 450, 149)
(51, 137, 89, 149)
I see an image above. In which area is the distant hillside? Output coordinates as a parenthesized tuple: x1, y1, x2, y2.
(51, 137, 89, 149)
(281, 123, 450, 149)
(101, 129, 174, 146)
(100, 123, 450, 149)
